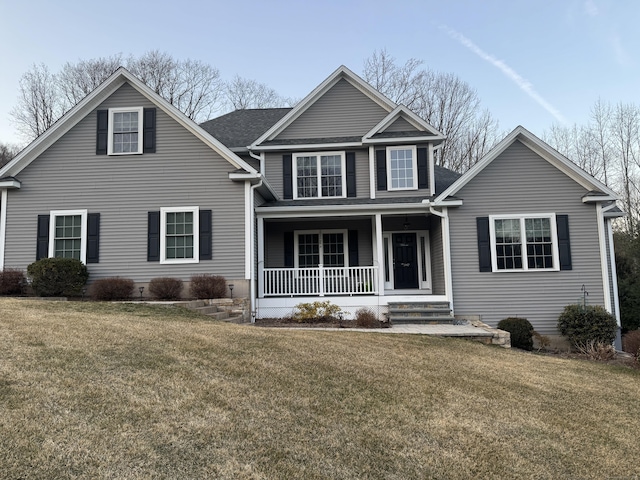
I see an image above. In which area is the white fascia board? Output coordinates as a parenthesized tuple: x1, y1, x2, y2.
(0, 75, 127, 179)
(252, 142, 363, 151)
(0, 179, 21, 189)
(256, 202, 430, 218)
(582, 194, 617, 203)
(434, 126, 618, 204)
(362, 136, 446, 145)
(0, 67, 257, 180)
(251, 65, 397, 148)
(228, 172, 279, 200)
(363, 105, 445, 140)
(428, 198, 464, 207)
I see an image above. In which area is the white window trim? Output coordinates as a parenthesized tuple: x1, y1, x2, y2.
(160, 206, 200, 264)
(293, 151, 346, 199)
(294, 229, 349, 268)
(386, 145, 418, 191)
(48, 209, 88, 264)
(489, 213, 559, 272)
(107, 107, 144, 155)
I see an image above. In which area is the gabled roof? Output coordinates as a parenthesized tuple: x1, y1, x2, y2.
(200, 108, 291, 150)
(434, 126, 618, 204)
(0, 67, 258, 180)
(362, 105, 445, 144)
(250, 65, 398, 148)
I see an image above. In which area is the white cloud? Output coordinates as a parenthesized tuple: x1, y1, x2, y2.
(440, 25, 569, 125)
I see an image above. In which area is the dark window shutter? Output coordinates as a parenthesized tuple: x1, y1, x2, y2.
(86, 213, 100, 264)
(143, 108, 156, 153)
(147, 211, 160, 262)
(96, 110, 108, 155)
(348, 230, 359, 267)
(556, 214, 572, 270)
(36, 214, 50, 260)
(284, 232, 294, 267)
(477, 217, 492, 272)
(417, 147, 429, 189)
(283, 154, 293, 199)
(199, 209, 212, 260)
(376, 150, 387, 190)
(346, 152, 356, 197)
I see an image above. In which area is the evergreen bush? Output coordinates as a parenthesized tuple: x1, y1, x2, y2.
(557, 304, 617, 349)
(26, 258, 89, 297)
(497, 317, 534, 351)
(0, 268, 25, 295)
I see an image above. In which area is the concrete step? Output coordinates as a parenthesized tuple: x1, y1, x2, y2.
(195, 305, 219, 315)
(387, 301, 454, 325)
(389, 316, 455, 325)
(206, 311, 229, 321)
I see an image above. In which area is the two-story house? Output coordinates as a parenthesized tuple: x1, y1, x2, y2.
(0, 65, 622, 341)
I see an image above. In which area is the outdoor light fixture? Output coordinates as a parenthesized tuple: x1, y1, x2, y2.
(229, 284, 234, 298)
(139, 286, 144, 300)
(403, 215, 411, 230)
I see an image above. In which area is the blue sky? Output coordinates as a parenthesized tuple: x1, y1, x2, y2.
(0, 0, 637, 146)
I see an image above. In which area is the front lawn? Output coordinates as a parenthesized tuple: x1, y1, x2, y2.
(1, 299, 638, 479)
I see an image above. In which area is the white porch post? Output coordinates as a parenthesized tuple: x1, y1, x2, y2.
(257, 217, 265, 298)
(374, 213, 384, 296)
(441, 207, 454, 313)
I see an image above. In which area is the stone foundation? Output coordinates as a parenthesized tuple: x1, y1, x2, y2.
(455, 315, 511, 348)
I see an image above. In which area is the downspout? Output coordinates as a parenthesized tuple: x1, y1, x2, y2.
(249, 175, 263, 323)
(429, 205, 454, 315)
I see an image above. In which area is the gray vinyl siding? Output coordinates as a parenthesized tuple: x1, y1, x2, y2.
(264, 219, 373, 268)
(275, 79, 389, 140)
(383, 117, 418, 133)
(449, 140, 605, 335)
(264, 149, 370, 199)
(430, 220, 445, 295)
(4, 82, 247, 282)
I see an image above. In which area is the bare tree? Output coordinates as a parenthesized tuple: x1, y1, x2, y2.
(362, 49, 500, 172)
(225, 75, 289, 110)
(58, 55, 123, 107)
(10, 63, 62, 141)
(0, 142, 20, 168)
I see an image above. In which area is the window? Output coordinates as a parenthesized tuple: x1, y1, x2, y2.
(295, 230, 346, 267)
(160, 207, 199, 264)
(108, 107, 143, 155)
(387, 146, 417, 190)
(490, 214, 558, 271)
(48, 210, 88, 263)
(293, 152, 345, 199)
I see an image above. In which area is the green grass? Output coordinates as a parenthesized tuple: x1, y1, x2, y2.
(1, 298, 639, 479)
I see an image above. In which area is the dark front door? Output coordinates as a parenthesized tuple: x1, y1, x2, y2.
(393, 233, 419, 289)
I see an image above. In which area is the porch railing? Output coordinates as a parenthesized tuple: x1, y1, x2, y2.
(262, 266, 379, 297)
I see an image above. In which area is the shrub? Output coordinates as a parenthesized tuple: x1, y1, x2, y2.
(622, 330, 640, 359)
(497, 317, 534, 351)
(190, 274, 226, 299)
(292, 301, 344, 323)
(90, 277, 135, 301)
(355, 308, 379, 328)
(532, 331, 551, 352)
(557, 304, 617, 349)
(26, 258, 89, 297)
(575, 340, 616, 361)
(0, 268, 25, 295)
(149, 277, 183, 300)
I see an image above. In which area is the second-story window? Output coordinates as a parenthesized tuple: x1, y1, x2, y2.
(387, 146, 417, 190)
(108, 107, 144, 155)
(294, 152, 346, 199)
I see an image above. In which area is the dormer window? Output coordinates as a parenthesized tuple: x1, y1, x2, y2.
(387, 146, 417, 190)
(293, 152, 346, 199)
(108, 107, 143, 155)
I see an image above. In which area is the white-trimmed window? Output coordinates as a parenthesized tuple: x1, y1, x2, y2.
(48, 210, 88, 263)
(295, 230, 347, 268)
(160, 207, 199, 264)
(387, 146, 417, 190)
(490, 214, 559, 271)
(294, 152, 346, 199)
(108, 107, 143, 155)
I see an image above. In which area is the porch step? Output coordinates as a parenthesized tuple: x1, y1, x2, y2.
(388, 302, 455, 325)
